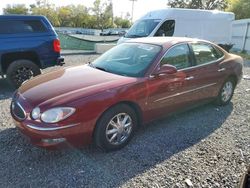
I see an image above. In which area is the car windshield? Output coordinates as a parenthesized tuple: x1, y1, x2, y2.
(91, 43, 161, 77)
(125, 19, 161, 38)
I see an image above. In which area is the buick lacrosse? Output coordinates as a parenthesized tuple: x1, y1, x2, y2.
(11, 37, 243, 151)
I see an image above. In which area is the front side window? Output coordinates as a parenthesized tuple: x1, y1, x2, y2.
(161, 44, 190, 70)
(0, 20, 47, 34)
(191, 43, 219, 65)
(92, 43, 161, 77)
(155, 20, 175, 37)
(125, 19, 161, 38)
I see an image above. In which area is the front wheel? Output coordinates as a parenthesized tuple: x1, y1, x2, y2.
(94, 104, 137, 152)
(215, 78, 235, 106)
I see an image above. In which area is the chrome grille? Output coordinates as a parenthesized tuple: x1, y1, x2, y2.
(11, 101, 26, 121)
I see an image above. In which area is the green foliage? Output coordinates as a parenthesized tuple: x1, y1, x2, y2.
(3, 4, 29, 15)
(28, 0, 59, 26)
(227, 0, 250, 19)
(114, 17, 131, 28)
(91, 0, 114, 29)
(168, 0, 228, 10)
(2, 0, 130, 29)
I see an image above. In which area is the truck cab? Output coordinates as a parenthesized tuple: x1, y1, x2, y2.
(0, 15, 64, 88)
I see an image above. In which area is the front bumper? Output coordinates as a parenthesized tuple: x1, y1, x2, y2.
(14, 119, 92, 149)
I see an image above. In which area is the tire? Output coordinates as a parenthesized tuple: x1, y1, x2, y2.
(6, 59, 41, 88)
(94, 104, 137, 152)
(215, 78, 236, 106)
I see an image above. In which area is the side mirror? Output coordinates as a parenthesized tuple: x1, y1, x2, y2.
(153, 64, 177, 76)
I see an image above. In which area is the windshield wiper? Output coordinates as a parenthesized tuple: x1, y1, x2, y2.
(95, 66, 108, 72)
(88, 62, 109, 73)
(125, 34, 145, 38)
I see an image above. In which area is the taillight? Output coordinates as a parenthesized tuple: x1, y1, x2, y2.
(53, 39, 61, 53)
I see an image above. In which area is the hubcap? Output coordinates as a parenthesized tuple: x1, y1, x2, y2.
(12, 66, 33, 86)
(221, 81, 233, 102)
(105, 113, 133, 145)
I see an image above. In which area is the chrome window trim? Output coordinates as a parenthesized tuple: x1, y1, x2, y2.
(149, 41, 225, 77)
(26, 123, 80, 131)
(151, 42, 191, 74)
(149, 42, 189, 77)
(178, 55, 225, 71)
(186, 42, 225, 70)
(154, 83, 217, 103)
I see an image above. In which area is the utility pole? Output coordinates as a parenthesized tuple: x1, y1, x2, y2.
(129, 0, 137, 23)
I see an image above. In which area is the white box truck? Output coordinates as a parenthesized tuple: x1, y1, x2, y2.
(118, 8, 235, 50)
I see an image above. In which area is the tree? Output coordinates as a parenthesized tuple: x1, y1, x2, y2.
(227, 0, 250, 19)
(70, 5, 89, 27)
(57, 6, 73, 27)
(3, 4, 29, 15)
(3, 0, 130, 29)
(91, 0, 114, 29)
(103, 0, 114, 28)
(114, 17, 131, 28)
(168, 0, 228, 10)
(30, 0, 60, 26)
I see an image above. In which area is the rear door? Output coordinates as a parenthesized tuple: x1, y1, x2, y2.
(185, 42, 227, 102)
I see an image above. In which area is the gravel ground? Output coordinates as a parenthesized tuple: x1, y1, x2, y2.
(0, 55, 249, 188)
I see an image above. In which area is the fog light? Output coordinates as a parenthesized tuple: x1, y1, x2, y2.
(42, 138, 66, 144)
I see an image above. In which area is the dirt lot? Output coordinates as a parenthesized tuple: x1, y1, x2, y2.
(0, 55, 249, 188)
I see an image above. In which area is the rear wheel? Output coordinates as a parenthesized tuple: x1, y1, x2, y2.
(6, 59, 41, 88)
(94, 104, 137, 152)
(215, 78, 235, 106)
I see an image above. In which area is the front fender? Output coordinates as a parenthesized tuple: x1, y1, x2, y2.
(68, 82, 147, 131)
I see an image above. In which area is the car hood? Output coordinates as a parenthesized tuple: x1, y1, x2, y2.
(18, 65, 137, 107)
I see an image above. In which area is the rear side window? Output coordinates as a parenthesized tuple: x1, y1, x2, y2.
(0, 20, 47, 34)
(155, 20, 175, 37)
(161, 44, 191, 70)
(213, 46, 224, 59)
(191, 43, 219, 65)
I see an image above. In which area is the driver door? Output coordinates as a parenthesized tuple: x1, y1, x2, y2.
(145, 43, 194, 120)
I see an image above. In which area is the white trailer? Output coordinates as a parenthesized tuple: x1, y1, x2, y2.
(118, 8, 235, 48)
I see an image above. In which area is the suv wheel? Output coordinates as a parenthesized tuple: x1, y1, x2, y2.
(6, 59, 41, 88)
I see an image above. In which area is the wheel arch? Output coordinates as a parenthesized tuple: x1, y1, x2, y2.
(1, 51, 41, 73)
(228, 74, 238, 86)
(92, 100, 143, 138)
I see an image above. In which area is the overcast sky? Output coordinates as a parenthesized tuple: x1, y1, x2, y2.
(0, 0, 168, 21)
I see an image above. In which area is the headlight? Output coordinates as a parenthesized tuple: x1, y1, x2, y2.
(40, 107, 75, 123)
(31, 107, 40, 120)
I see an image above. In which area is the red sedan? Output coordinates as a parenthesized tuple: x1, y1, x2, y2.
(11, 37, 243, 151)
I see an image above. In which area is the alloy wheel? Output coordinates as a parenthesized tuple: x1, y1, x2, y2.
(105, 113, 133, 145)
(12, 66, 33, 86)
(221, 81, 233, 102)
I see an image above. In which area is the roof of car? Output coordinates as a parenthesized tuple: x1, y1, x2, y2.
(0, 15, 46, 19)
(126, 37, 208, 47)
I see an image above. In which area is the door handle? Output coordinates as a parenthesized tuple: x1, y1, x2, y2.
(185, 76, 194, 81)
(218, 68, 226, 72)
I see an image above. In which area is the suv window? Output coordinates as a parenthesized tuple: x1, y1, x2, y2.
(191, 43, 219, 65)
(161, 44, 191, 70)
(0, 20, 47, 34)
(155, 20, 175, 37)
